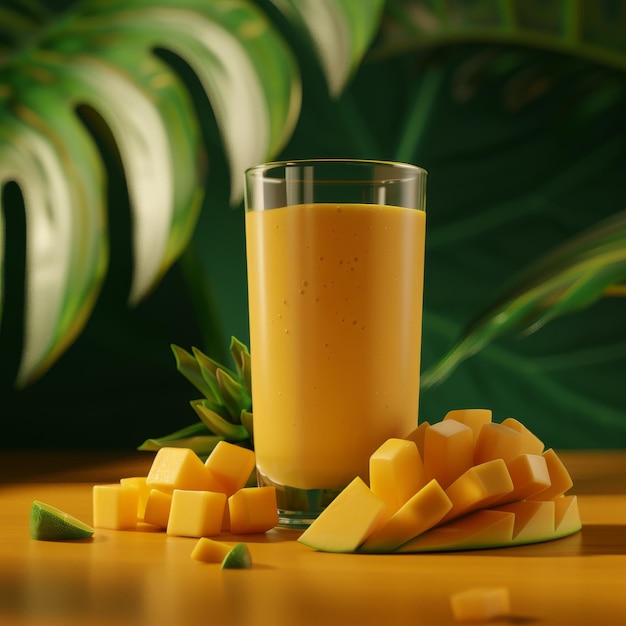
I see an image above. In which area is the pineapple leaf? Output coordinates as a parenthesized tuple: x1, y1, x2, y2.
(216, 367, 252, 419)
(191, 400, 249, 441)
(191, 345, 238, 409)
(229, 335, 251, 394)
(240, 410, 254, 446)
(137, 421, 224, 456)
(170, 344, 215, 400)
(138, 435, 225, 458)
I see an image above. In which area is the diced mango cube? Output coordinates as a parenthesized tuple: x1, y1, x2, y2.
(440, 459, 513, 525)
(493, 500, 555, 543)
(167, 490, 227, 538)
(93, 483, 139, 530)
(474, 422, 524, 465)
(450, 587, 511, 623)
(398, 509, 515, 553)
(501, 418, 544, 455)
(369, 438, 426, 515)
(221, 501, 231, 532)
(444, 409, 492, 442)
(191, 537, 232, 563)
(146, 447, 219, 493)
(120, 477, 150, 519)
(360, 479, 452, 553)
(204, 441, 256, 496)
(530, 449, 573, 500)
(298, 477, 388, 553)
(403, 421, 430, 459)
(490, 453, 551, 506)
(143, 489, 173, 529)
(554, 495, 582, 536)
(228, 486, 278, 534)
(423, 420, 474, 489)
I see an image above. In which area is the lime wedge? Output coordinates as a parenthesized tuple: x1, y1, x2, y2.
(220, 542, 252, 569)
(30, 500, 94, 541)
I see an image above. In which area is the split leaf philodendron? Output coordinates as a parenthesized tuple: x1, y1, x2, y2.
(138, 337, 253, 458)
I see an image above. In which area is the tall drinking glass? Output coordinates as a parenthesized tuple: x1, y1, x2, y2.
(244, 159, 427, 528)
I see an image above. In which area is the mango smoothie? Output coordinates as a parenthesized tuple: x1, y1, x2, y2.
(246, 203, 426, 492)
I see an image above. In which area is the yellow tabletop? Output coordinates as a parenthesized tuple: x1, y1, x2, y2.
(1, 450, 625, 626)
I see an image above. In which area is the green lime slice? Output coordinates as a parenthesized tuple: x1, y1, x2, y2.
(30, 500, 94, 541)
(220, 542, 252, 569)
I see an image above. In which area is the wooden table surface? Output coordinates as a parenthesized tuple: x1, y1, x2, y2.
(1, 450, 625, 626)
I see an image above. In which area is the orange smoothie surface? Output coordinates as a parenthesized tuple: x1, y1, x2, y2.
(246, 203, 426, 490)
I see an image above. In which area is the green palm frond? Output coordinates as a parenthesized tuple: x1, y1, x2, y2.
(422, 211, 626, 389)
(0, 0, 384, 387)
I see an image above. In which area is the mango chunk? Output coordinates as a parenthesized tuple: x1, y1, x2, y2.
(120, 477, 150, 519)
(93, 484, 139, 530)
(398, 509, 515, 553)
(146, 447, 219, 493)
(360, 479, 452, 553)
(439, 459, 514, 525)
(228, 486, 278, 534)
(369, 438, 426, 515)
(191, 537, 231, 563)
(501, 418, 544, 455)
(474, 422, 525, 465)
(529, 449, 573, 500)
(403, 421, 430, 459)
(167, 490, 227, 538)
(444, 409, 492, 442)
(423, 420, 474, 489)
(490, 453, 551, 506)
(297, 477, 388, 553)
(494, 500, 555, 543)
(143, 489, 173, 529)
(450, 587, 511, 623)
(204, 441, 256, 496)
(554, 495, 582, 536)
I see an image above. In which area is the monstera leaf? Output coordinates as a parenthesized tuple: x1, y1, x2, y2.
(0, 0, 384, 387)
(273, 0, 626, 447)
(367, 0, 626, 445)
(422, 210, 626, 388)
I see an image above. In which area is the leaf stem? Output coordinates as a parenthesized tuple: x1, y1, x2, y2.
(394, 62, 446, 163)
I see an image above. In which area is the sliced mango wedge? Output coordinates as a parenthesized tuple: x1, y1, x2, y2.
(298, 411, 582, 554)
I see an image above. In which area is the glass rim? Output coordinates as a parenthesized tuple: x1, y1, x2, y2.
(245, 158, 427, 180)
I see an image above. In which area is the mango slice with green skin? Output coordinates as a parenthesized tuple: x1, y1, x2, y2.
(298, 413, 582, 554)
(30, 501, 94, 541)
(221, 542, 253, 569)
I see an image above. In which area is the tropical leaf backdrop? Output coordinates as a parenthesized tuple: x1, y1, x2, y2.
(1, 0, 625, 449)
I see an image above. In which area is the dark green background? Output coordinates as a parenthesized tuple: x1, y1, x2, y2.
(2, 2, 625, 450)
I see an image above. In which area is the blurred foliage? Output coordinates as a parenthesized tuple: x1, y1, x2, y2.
(2, 0, 625, 449)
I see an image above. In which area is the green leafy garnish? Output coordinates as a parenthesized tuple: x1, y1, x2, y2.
(138, 337, 253, 457)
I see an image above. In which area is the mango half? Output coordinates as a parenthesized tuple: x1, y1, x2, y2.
(298, 410, 582, 553)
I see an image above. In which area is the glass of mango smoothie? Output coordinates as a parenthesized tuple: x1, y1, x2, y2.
(244, 159, 427, 528)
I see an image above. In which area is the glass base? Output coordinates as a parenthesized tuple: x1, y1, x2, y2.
(257, 470, 343, 529)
